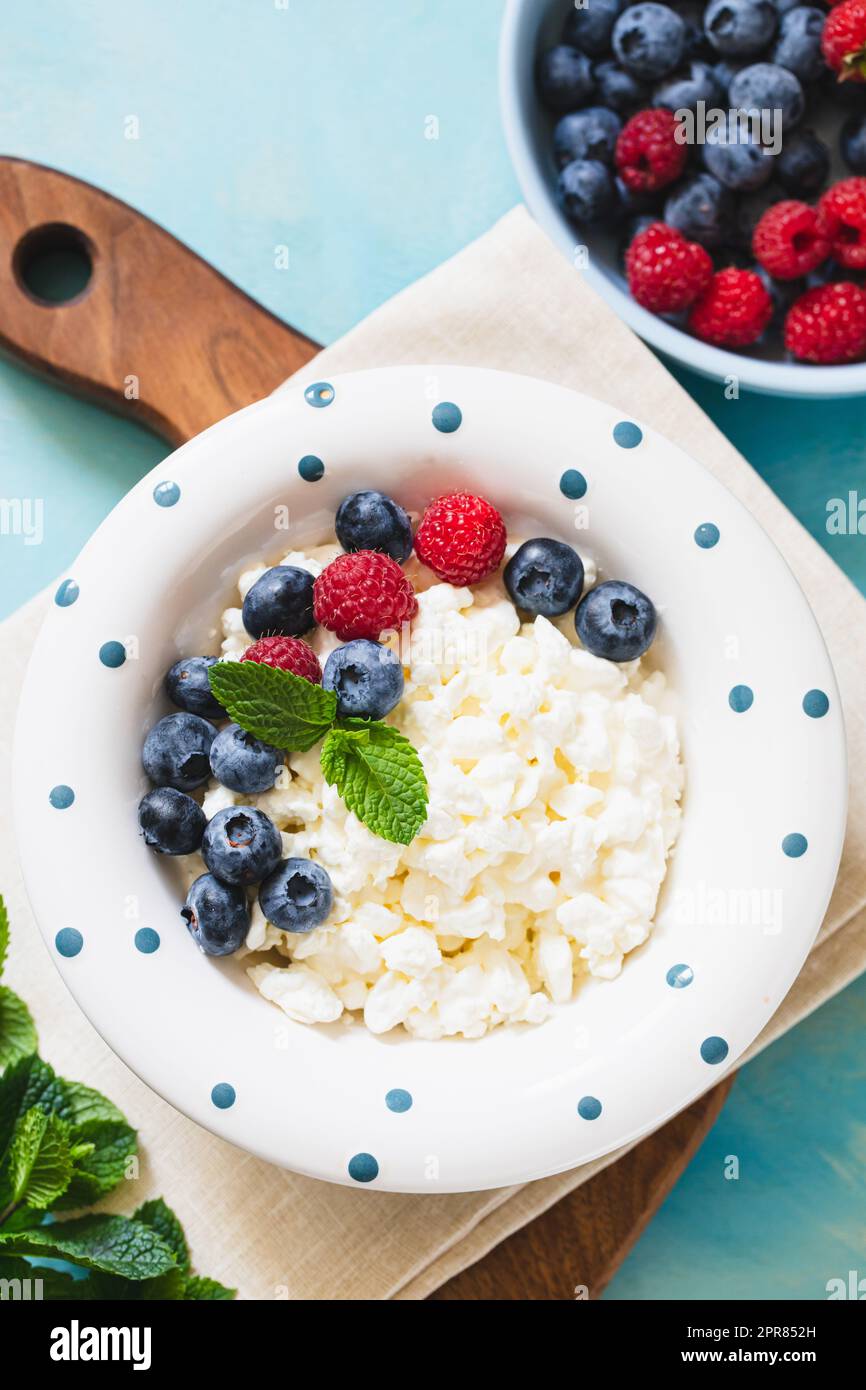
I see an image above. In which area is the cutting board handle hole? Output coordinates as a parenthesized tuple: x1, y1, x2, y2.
(13, 222, 94, 307)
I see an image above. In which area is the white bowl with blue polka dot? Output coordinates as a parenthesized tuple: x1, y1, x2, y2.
(13, 365, 846, 1192)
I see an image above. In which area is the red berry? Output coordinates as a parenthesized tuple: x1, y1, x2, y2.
(822, 0, 866, 79)
(313, 551, 417, 641)
(818, 177, 866, 269)
(752, 201, 832, 280)
(414, 492, 507, 586)
(625, 221, 713, 314)
(615, 109, 687, 194)
(784, 281, 866, 363)
(688, 269, 773, 348)
(241, 636, 322, 684)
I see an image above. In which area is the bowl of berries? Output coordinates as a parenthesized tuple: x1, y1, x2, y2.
(501, 0, 866, 393)
(13, 366, 845, 1190)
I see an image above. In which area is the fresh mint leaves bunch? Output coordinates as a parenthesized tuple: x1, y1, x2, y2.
(208, 660, 428, 846)
(0, 896, 234, 1300)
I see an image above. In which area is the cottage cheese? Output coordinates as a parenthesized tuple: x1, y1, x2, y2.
(181, 544, 683, 1039)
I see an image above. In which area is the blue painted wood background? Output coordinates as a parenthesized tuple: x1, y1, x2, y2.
(0, 0, 863, 1300)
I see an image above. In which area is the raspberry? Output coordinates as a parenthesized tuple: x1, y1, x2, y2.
(784, 281, 866, 362)
(818, 177, 866, 269)
(822, 0, 866, 79)
(688, 268, 773, 347)
(414, 492, 507, 586)
(752, 201, 832, 280)
(615, 109, 688, 194)
(625, 221, 713, 313)
(241, 636, 322, 684)
(313, 551, 417, 641)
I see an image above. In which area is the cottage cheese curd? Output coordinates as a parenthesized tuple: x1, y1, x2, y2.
(181, 543, 683, 1039)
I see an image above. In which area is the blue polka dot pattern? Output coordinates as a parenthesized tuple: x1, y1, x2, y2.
(560, 468, 587, 500)
(99, 641, 126, 669)
(613, 421, 642, 449)
(666, 963, 693, 989)
(728, 684, 753, 713)
(802, 689, 829, 719)
(153, 480, 180, 508)
(49, 785, 75, 810)
(54, 578, 79, 607)
(782, 833, 808, 858)
(432, 401, 462, 433)
(298, 455, 324, 482)
(348, 1152, 379, 1183)
(55, 928, 83, 958)
(700, 1036, 729, 1065)
(385, 1088, 413, 1113)
(577, 1096, 602, 1120)
(304, 381, 335, 408)
(694, 523, 720, 549)
(211, 1083, 236, 1110)
(134, 928, 160, 954)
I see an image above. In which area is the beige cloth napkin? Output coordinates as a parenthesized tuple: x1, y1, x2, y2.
(4, 207, 865, 1300)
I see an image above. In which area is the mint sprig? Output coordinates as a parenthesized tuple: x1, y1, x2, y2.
(209, 659, 337, 751)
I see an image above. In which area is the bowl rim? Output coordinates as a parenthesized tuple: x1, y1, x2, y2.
(498, 0, 866, 399)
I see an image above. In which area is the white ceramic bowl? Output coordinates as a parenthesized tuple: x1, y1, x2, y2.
(14, 365, 846, 1192)
(500, 0, 866, 398)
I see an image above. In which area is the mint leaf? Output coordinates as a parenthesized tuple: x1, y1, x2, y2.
(0, 1213, 179, 1280)
(0, 1107, 73, 1210)
(183, 1274, 236, 1300)
(0, 1055, 64, 1157)
(0, 987, 37, 1073)
(54, 1118, 137, 1209)
(209, 660, 337, 751)
(55, 1079, 127, 1128)
(321, 722, 428, 845)
(0, 896, 8, 977)
(134, 1198, 189, 1273)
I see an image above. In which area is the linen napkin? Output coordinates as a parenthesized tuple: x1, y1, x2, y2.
(4, 207, 865, 1301)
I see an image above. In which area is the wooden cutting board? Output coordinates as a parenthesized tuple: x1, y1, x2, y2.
(0, 156, 732, 1300)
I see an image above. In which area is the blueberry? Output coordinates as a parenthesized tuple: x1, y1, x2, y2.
(259, 858, 333, 934)
(504, 539, 585, 618)
(613, 4, 686, 80)
(138, 787, 206, 855)
(335, 490, 413, 563)
(554, 108, 621, 168)
(664, 173, 734, 247)
(575, 581, 657, 662)
(703, 116, 776, 191)
(164, 655, 226, 720)
(182, 873, 249, 956)
(558, 158, 615, 224)
(731, 181, 784, 245)
(592, 59, 648, 113)
(654, 61, 724, 113)
(681, 17, 715, 63)
(321, 639, 404, 720)
(242, 565, 315, 639)
(704, 0, 777, 58)
(614, 176, 663, 220)
(536, 45, 595, 113)
(729, 64, 805, 131)
(771, 7, 825, 84)
(712, 59, 749, 98)
(142, 712, 217, 792)
(201, 806, 282, 886)
(841, 114, 866, 174)
(563, 0, 623, 58)
(778, 129, 830, 193)
(209, 723, 285, 794)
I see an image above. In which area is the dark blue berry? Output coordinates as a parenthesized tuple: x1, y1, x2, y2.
(536, 45, 595, 113)
(504, 539, 585, 618)
(242, 565, 315, 640)
(777, 129, 830, 193)
(664, 173, 734, 247)
(209, 723, 285, 794)
(558, 158, 615, 223)
(841, 114, 866, 174)
(729, 64, 804, 131)
(575, 581, 657, 661)
(201, 806, 282, 886)
(182, 873, 249, 956)
(142, 712, 216, 792)
(138, 787, 206, 855)
(259, 858, 333, 933)
(704, 0, 777, 58)
(771, 7, 825, 84)
(554, 107, 621, 168)
(654, 60, 724, 113)
(335, 490, 413, 563)
(563, 0, 623, 58)
(703, 118, 776, 191)
(165, 656, 226, 720)
(592, 59, 648, 113)
(322, 639, 404, 720)
(731, 181, 784, 246)
(681, 17, 715, 63)
(613, 4, 686, 80)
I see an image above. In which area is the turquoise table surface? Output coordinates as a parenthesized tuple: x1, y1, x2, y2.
(1, 0, 864, 1300)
